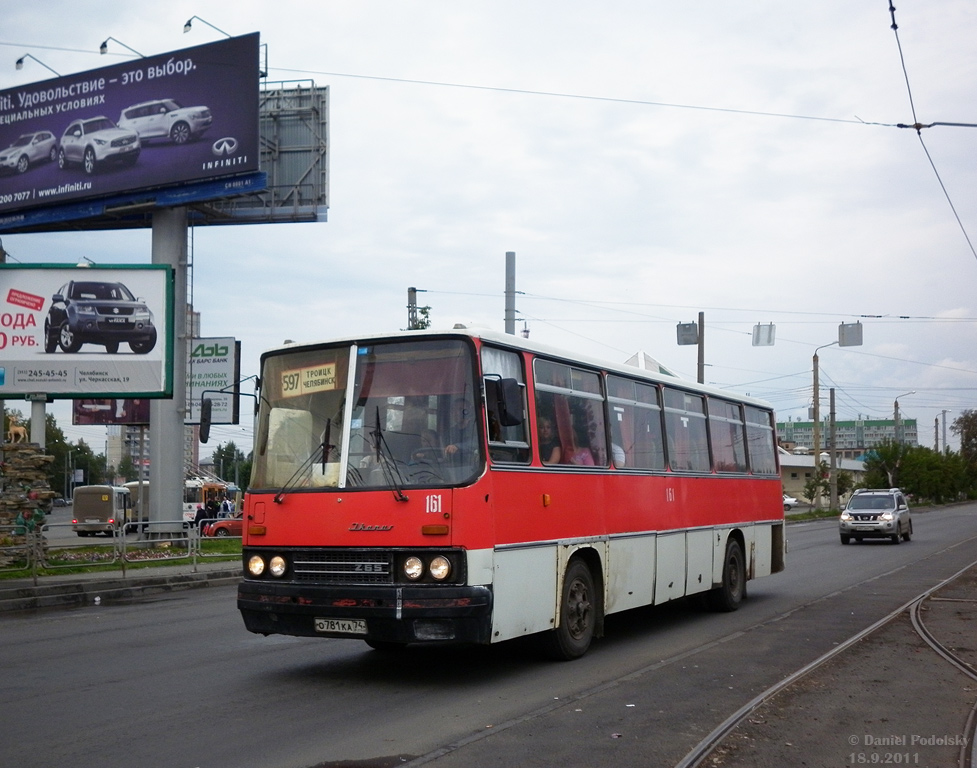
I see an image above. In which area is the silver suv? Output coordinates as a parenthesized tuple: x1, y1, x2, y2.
(118, 99, 212, 144)
(839, 488, 912, 545)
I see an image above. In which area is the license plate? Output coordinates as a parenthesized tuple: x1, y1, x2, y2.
(315, 618, 367, 635)
(854, 526, 873, 531)
(86, 518, 100, 523)
(106, 317, 128, 324)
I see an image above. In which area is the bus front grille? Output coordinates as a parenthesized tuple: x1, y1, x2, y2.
(291, 550, 394, 585)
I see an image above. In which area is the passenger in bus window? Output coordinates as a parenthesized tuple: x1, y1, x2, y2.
(537, 415, 562, 464)
(566, 417, 595, 465)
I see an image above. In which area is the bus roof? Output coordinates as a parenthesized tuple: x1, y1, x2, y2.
(260, 327, 775, 411)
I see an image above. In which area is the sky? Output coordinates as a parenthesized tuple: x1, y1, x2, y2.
(0, 0, 974, 456)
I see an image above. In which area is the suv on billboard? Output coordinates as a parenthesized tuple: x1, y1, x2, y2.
(44, 280, 157, 354)
(58, 117, 140, 174)
(0, 131, 58, 174)
(118, 99, 213, 144)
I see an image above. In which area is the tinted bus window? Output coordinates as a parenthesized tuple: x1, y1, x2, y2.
(663, 387, 710, 472)
(607, 375, 665, 470)
(534, 359, 608, 466)
(709, 399, 748, 473)
(745, 405, 778, 475)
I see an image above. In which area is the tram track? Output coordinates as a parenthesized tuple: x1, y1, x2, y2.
(401, 545, 977, 768)
(676, 557, 977, 768)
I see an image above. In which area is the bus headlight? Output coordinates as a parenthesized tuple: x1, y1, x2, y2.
(429, 556, 452, 581)
(404, 556, 424, 580)
(269, 556, 287, 577)
(248, 555, 265, 576)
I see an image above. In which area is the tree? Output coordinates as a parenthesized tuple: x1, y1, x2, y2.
(861, 440, 910, 488)
(211, 441, 252, 489)
(115, 455, 138, 483)
(406, 305, 432, 330)
(835, 469, 855, 499)
(951, 410, 977, 465)
(71, 439, 105, 487)
(802, 460, 829, 506)
(862, 442, 974, 503)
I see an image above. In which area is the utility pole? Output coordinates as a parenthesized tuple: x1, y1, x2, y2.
(811, 341, 837, 510)
(829, 388, 838, 510)
(407, 287, 418, 330)
(504, 252, 516, 335)
(893, 391, 915, 445)
(697, 311, 705, 384)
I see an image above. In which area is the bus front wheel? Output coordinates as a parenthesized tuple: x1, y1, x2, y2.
(544, 559, 597, 661)
(707, 538, 746, 612)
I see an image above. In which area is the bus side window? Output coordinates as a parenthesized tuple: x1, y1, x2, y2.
(481, 347, 530, 464)
(663, 387, 709, 473)
(534, 361, 607, 467)
(607, 376, 664, 470)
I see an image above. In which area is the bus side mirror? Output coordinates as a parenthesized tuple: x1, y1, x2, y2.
(199, 398, 212, 443)
(485, 377, 524, 427)
(499, 378, 524, 426)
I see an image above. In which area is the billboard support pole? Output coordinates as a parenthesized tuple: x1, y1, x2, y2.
(28, 395, 46, 450)
(149, 207, 188, 535)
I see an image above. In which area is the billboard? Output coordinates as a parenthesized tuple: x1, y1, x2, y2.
(72, 398, 150, 425)
(0, 34, 259, 216)
(186, 337, 240, 425)
(0, 265, 173, 397)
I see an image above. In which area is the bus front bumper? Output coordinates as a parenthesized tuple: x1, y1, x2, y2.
(237, 581, 494, 645)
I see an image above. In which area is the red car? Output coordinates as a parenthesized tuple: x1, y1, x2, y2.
(202, 513, 243, 537)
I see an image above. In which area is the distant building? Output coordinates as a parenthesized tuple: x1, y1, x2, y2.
(778, 448, 865, 503)
(777, 417, 918, 460)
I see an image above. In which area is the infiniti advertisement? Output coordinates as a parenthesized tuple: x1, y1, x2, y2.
(0, 34, 259, 216)
(0, 265, 173, 397)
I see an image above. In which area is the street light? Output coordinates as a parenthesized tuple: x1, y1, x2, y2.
(183, 16, 232, 37)
(15, 53, 60, 76)
(100, 37, 144, 57)
(894, 391, 916, 445)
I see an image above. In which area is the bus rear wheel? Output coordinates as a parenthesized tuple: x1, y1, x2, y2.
(707, 538, 745, 612)
(544, 559, 597, 661)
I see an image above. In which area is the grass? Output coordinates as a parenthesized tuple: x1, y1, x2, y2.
(0, 537, 241, 580)
(787, 508, 842, 522)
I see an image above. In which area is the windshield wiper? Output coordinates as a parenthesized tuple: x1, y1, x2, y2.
(370, 407, 409, 503)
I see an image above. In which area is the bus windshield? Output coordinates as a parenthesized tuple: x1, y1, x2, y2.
(252, 338, 480, 492)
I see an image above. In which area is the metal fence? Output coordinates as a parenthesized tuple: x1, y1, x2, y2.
(0, 517, 241, 585)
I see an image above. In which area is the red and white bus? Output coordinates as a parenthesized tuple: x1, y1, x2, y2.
(236, 329, 785, 659)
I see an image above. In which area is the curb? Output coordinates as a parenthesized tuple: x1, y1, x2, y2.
(0, 568, 241, 613)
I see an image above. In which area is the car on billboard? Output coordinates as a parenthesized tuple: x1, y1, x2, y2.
(58, 117, 140, 174)
(118, 99, 213, 144)
(44, 280, 157, 354)
(0, 131, 58, 174)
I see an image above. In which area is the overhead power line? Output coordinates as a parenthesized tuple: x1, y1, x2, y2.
(886, 3, 977, 262)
